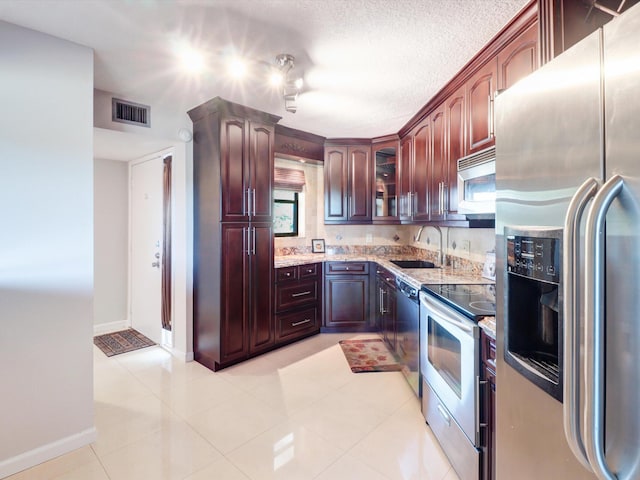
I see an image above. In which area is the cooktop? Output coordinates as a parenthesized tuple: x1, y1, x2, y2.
(421, 283, 496, 321)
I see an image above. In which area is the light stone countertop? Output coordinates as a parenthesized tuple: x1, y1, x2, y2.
(274, 253, 494, 290)
(478, 317, 496, 339)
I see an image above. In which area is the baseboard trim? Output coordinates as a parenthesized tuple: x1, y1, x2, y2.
(0, 427, 97, 479)
(93, 320, 129, 336)
(162, 344, 194, 362)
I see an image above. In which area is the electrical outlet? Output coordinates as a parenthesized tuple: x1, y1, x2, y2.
(365, 233, 373, 244)
(461, 240, 471, 255)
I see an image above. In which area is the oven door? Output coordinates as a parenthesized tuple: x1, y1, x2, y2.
(419, 291, 480, 445)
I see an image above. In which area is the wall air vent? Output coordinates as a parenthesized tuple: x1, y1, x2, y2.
(112, 98, 150, 127)
(457, 146, 495, 171)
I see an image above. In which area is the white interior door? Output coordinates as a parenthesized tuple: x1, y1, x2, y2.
(130, 156, 164, 344)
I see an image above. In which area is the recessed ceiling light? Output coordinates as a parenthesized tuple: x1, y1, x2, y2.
(178, 46, 205, 74)
(228, 57, 248, 79)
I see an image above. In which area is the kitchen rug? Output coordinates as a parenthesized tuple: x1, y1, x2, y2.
(94, 329, 155, 357)
(339, 338, 402, 373)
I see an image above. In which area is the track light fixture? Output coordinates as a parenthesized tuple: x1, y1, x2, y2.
(275, 53, 303, 113)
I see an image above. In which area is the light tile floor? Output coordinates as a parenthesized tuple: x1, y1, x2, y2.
(7, 333, 460, 480)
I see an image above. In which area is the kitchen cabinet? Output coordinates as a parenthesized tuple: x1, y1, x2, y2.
(324, 142, 372, 224)
(372, 137, 400, 223)
(323, 261, 371, 330)
(467, 58, 498, 155)
(497, 20, 539, 91)
(429, 104, 447, 221)
(398, 119, 431, 223)
(481, 329, 496, 480)
(274, 263, 321, 343)
(445, 86, 466, 217)
(375, 265, 397, 350)
(188, 97, 280, 371)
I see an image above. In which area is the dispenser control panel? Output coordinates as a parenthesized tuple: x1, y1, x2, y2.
(507, 235, 560, 283)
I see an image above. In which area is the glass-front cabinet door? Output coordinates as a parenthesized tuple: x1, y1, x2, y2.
(373, 139, 399, 223)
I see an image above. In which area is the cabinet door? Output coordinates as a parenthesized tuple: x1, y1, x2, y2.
(446, 86, 466, 216)
(220, 223, 249, 363)
(249, 121, 275, 222)
(467, 59, 498, 154)
(373, 140, 398, 222)
(412, 120, 431, 222)
(498, 21, 539, 91)
(398, 134, 413, 221)
(324, 276, 369, 328)
(430, 105, 447, 221)
(249, 223, 274, 354)
(220, 117, 249, 222)
(347, 146, 372, 222)
(324, 146, 348, 222)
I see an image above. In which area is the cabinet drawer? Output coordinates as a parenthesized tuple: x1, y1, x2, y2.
(482, 331, 497, 371)
(299, 263, 319, 279)
(276, 307, 318, 341)
(325, 261, 369, 275)
(277, 266, 298, 282)
(275, 279, 319, 312)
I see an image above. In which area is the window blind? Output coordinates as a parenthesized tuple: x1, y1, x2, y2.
(274, 167, 306, 191)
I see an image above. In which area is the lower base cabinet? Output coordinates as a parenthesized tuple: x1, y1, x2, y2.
(274, 263, 321, 343)
(323, 261, 372, 331)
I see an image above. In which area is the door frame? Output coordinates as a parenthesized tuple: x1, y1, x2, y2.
(128, 147, 175, 348)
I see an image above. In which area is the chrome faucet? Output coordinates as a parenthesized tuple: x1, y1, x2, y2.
(414, 225, 445, 266)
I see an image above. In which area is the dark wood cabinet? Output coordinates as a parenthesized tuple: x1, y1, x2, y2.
(481, 329, 497, 480)
(323, 262, 371, 330)
(429, 105, 447, 221)
(412, 120, 431, 222)
(375, 265, 397, 351)
(324, 142, 372, 224)
(445, 86, 466, 217)
(467, 58, 498, 154)
(398, 134, 413, 222)
(274, 263, 321, 343)
(497, 20, 539, 91)
(189, 97, 280, 371)
(372, 137, 399, 223)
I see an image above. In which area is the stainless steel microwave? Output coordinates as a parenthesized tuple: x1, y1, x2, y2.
(457, 146, 495, 219)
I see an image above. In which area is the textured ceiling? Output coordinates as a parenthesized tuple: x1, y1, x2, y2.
(1, 0, 530, 141)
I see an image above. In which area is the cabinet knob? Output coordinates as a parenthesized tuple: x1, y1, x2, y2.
(286, 272, 291, 277)
(346, 267, 349, 271)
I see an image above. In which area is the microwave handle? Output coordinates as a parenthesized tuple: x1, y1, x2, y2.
(419, 293, 472, 333)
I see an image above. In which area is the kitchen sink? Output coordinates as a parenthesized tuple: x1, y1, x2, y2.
(390, 260, 437, 269)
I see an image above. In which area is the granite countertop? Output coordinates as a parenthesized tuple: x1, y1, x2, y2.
(478, 317, 496, 339)
(274, 253, 494, 289)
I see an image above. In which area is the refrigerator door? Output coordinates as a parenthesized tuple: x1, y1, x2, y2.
(597, 5, 640, 479)
(494, 29, 602, 479)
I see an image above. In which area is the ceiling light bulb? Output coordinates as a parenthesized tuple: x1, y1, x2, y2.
(179, 47, 205, 74)
(269, 71, 284, 87)
(294, 77, 304, 89)
(228, 57, 247, 79)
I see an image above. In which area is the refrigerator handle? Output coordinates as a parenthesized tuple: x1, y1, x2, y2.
(584, 174, 624, 480)
(563, 177, 599, 470)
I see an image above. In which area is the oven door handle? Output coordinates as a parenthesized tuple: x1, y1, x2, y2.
(420, 293, 472, 333)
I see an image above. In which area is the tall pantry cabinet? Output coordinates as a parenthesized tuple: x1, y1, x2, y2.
(188, 97, 281, 371)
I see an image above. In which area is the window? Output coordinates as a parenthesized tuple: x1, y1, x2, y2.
(274, 190, 299, 237)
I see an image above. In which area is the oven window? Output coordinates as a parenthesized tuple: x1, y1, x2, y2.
(463, 173, 496, 202)
(428, 315, 462, 398)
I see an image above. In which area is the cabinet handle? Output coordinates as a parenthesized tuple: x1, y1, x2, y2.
(306, 268, 313, 273)
(243, 227, 248, 255)
(291, 291, 312, 298)
(292, 318, 312, 327)
(285, 272, 291, 277)
(251, 226, 256, 255)
(252, 188, 256, 217)
(437, 404, 451, 426)
(245, 188, 251, 216)
(489, 93, 495, 137)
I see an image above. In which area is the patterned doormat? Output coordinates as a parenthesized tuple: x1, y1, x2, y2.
(339, 338, 402, 373)
(94, 329, 156, 357)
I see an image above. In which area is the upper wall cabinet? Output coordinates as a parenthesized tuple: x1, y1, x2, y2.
(466, 59, 498, 155)
(497, 21, 539, 91)
(324, 142, 372, 224)
(372, 137, 400, 224)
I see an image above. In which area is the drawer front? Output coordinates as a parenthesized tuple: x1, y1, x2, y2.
(276, 266, 298, 282)
(276, 279, 319, 312)
(276, 307, 318, 341)
(299, 263, 319, 279)
(483, 332, 497, 371)
(325, 261, 369, 275)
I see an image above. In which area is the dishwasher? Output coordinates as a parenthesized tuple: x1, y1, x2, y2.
(395, 278, 420, 396)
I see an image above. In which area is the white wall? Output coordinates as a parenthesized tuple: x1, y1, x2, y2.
(94, 158, 128, 331)
(0, 21, 96, 478)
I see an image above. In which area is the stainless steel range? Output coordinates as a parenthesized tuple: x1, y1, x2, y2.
(419, 283, 495, 480)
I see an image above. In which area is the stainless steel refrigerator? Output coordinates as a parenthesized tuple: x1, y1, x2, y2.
(494, 3, 640, 479)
